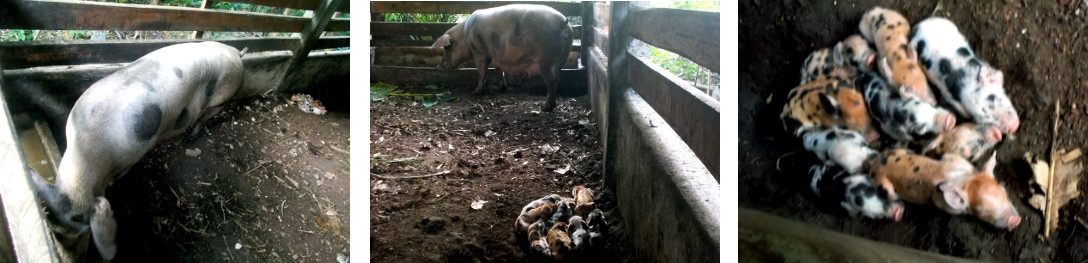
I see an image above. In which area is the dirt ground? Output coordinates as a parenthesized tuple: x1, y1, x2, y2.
(94, 89, 351, 262)
(368, 83, 637, 262)
(740, 0, 1088, 261)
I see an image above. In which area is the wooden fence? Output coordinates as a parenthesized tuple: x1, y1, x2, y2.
(369, 1, 586, 90)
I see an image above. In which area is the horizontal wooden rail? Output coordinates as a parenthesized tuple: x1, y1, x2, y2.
(628, 52, 720, 179)
(226, 0, 350, 13)
(0, 0, 350, 32)
(628, 7, 719, 73)
(371, 1, 582, 17)
(372, 66, 586, 89)
(0, 37, 348, 69)
(371, 22, 582, 39)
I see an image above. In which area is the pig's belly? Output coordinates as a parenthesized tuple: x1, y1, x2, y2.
(492, 60, 542, 77)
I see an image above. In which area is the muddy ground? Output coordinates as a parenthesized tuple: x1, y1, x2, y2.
(740, 0, 1088, 261)
(368, 83, 637, 262)
(92, 87, 351, 262)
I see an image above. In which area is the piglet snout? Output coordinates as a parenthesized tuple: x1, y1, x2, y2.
(937, 113, 957, 133)
(1001, 114, 1020, 135)
(866, 129, 881, 143)
(888, 203, 904, 222)
(1006, 214, 1021, 230)
(985, 125, 1003, 142)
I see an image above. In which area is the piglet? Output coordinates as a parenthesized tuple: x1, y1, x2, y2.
(781, 76, 880, 142)
(911, 17, 1020, 135)
(856, 71, 957, 142)
(571, 186, 595, 218)
(869, 150, 1021, 230)
(922, 122, 1003, 162)
(858, 7, 935, 104)
(808, 164, 904, 221)
(802, 127, 877, 174)
(799, 35, 877, 85)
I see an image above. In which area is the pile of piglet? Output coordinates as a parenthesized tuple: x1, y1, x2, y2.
(780, 6, 1022, 230)
(514, 186, 607, 261)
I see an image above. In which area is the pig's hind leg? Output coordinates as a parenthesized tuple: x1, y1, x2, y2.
(540, 66, 559, 112)
(184, 105, 225, 142)
(472, 56, 491, 95)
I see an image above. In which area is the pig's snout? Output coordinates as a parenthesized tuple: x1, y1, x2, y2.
(1001, 114, 1020, 135)
(866, 129, 881, 143)
(888, 203, 904, 222)
(1006, 214, 1022, 230)
(985, 125, 1003, 142)
(936, 113, 956, 133)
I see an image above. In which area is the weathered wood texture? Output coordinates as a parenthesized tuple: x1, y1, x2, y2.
(740, 208, 973, 262)
(628, 53, 719, 179)
(227, 0, 350, 13)
(371, 1, 582, 17)
(0, 0, 349, 32)
(277, 0, 343, 92)
(628, 7, 719, 73)
(371, 46, 580, 69)
(0, 37, 347, 69)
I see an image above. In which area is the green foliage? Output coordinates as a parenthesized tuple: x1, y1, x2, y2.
(652, 1, 720, 12)
(0, 29, 34, 42)
(381, 13, 466, 23)
(371, 82, 397, 102)
(68, 30, 90, 40)
(161, 0, 202, 7)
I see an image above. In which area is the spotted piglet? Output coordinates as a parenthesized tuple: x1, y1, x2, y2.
(911, 17, 1020, 135)
(922, 122, 1003, 162)
(781, 76, 880, 142)
(808, 164, 904, 221)
(869, 149, 1021, 230)
(799, 35, 877, 85)
(802, 127, 877, 174)
(858, 7, 935, 105)
(856, 71, 956, 142)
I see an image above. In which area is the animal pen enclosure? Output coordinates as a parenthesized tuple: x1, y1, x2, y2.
(369, 1, 718, 262)
(0, 0, 350, 262)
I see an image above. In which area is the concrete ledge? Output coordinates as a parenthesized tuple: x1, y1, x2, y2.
(610, 89, 719, 262)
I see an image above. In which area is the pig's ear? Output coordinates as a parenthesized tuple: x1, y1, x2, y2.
(983, 151, 998, 176)
(907, 42, 919, 61)
(832, 43, 846, 65)
(921, 136, 943, 154)
(430, 34, 451, 49)
(879, 57, 893, 79)
(898, 85, 915, 98)
(979, 67, 1004, 87)
(91, 197, 118, 260)
(819, 94, 841, 119)
(937, 182, 968, 212)
(866, 54, 877, 70)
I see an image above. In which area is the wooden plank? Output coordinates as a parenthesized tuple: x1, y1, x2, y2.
(325, 18, 350, 32)
(740, 208, 974, 262)
(277, 0, 342, 92)
(371, 22, 581, 39)
(0, 38, 302, 69)
(603, 1, 635, 185)
(313, 35, 349, 50)
(371, 1, 583, 17)
(628, 52, 719, 179)
(372, 66, 586, 90)
(593, 2, 610, 31)
(0, 0, 311, 32)
(593, 26, 609, 55)
(191, 0, 213, 39)
(226, 0, 349, 13)
(629, 7, 719, 73)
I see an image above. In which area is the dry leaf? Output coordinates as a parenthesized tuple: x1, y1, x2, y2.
(1026, 149, 1084, 234)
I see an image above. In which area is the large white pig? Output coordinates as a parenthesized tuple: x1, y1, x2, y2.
(29, 41, 245, 261)
(430, 4, 574, 111)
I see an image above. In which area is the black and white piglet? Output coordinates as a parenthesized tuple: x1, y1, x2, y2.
(857, 71, 957, 142)
(911, 17, 1020, 135)
(809, 164, 904, 221)
(802, 127, 878, 174)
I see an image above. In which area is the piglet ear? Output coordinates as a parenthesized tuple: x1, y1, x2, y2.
(898, 85, 915, 98)
(907, 42, 919, 60)
(983, 151, 998, 176)
(979, 67, 1004, 87)
(921, 136, 943, 154)
(879, 57, 894, 79)
(91, 197, 117, 260)
(937, 182, 968, 213)
(832, 43, 846, 65)
(819, 93, 841, 119)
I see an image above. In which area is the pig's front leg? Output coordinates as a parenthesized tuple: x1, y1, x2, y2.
(541, 66, 559, 112)
(472, 56, 491, 95)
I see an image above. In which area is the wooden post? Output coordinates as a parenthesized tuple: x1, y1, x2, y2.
(190, 0, 211, 39)
(604, 1, 636, 186)
(276, 0, 343, 92)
